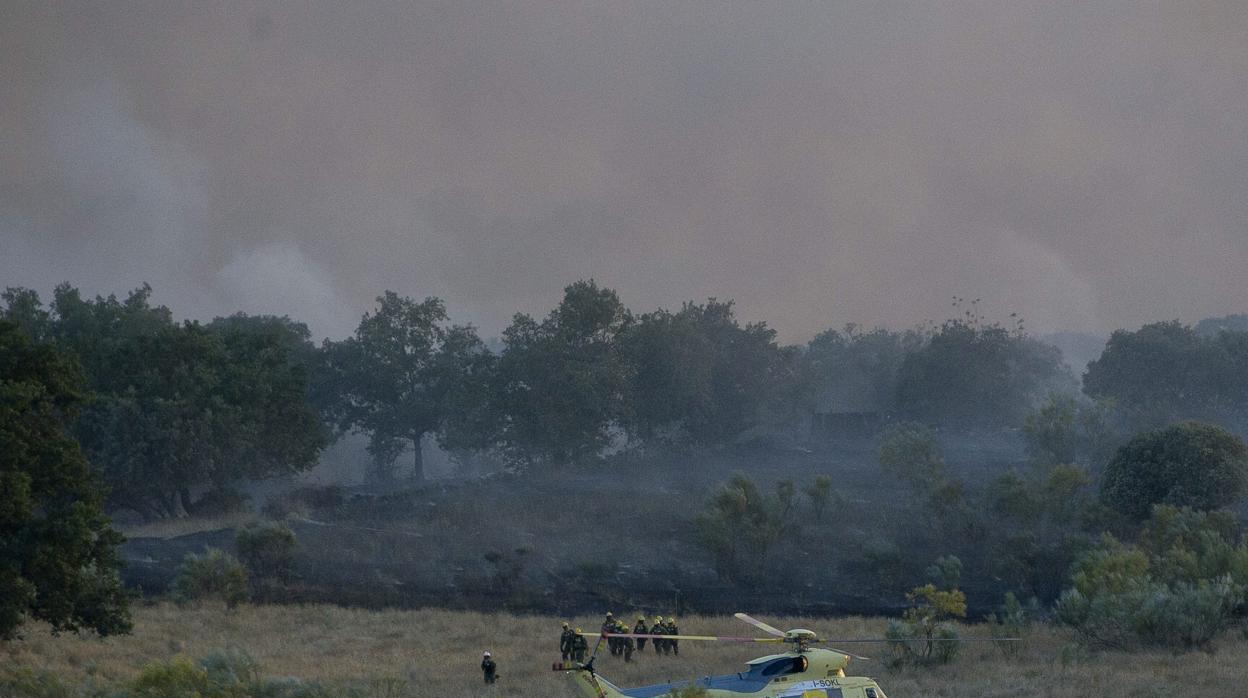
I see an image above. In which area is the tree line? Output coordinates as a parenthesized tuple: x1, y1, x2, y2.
(5, 283, 1248, 521)
(4, 278, 1248, 642)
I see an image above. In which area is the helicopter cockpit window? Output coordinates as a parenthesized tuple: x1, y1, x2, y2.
(761, 656, 808, 677)
(866, 689, 877, 698)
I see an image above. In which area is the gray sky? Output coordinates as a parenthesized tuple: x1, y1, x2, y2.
(3, 1, 1246, 342)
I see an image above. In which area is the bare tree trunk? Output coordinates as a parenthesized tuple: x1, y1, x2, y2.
(412, 435, 424, 481)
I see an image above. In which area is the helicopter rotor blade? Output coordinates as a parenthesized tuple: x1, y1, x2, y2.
(733, 613, 786, 637)
(811, 637, 1022, 643)
(826, 647, 872, 661)
(576, 631, 784, 643)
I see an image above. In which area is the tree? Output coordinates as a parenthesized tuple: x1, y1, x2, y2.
(877, 422, 947, 490)
(1100, 422, 1248, 520)
(494, 280, 632, 466)
(1022, 393, 1117, 468)
(803, 324, 920, 414)
(326, 292, 489, 480)
(0, 320, 130, 639)
(204, 314, 330, 491)
(693, 474, 797, 586)
(1083, 321, 1248, 430)
(3, 286, 328, 517)
(803, 475, 833, 524)
(886, 583, 966, 664)
(894, 314, 1072, 428)
(620, 300, 791, 445)
(1195, 313, 1248, 337)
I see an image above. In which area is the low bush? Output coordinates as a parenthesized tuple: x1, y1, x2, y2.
(1056, 507, 1248, 649)
(172, 549, 249, 609)
(885, 583, 965, 665)
(235, 523, 297, 586)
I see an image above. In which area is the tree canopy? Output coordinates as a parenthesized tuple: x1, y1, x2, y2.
(493, 280, 632, 466)
(1100, 422, 1248, 520)
(620, 299, 793, 446)
(0, 320, 130, 639)
(1084, 321, 1248, 430)
(2, 285, 328, 518)
(325, 292, 490, 480)
(895, 318, 1073, 428)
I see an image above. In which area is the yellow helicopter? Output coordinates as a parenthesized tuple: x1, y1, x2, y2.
(555, 613, 893, 698)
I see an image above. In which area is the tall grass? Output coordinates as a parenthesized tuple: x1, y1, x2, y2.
(4, 604, 1248, 697)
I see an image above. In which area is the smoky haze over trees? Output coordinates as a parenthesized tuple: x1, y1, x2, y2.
(5, 277, 1248, 644)
(5, 3, 1248, 344)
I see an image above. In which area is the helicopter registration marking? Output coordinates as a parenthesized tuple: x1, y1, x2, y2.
(778, 678, 843, 697)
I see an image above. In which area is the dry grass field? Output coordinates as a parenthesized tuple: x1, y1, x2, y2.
(4, 603, 1247, 697)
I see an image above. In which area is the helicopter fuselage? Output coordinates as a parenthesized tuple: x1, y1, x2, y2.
(563, 648, 888, 698)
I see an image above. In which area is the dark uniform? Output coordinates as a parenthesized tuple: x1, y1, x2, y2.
(481, 653, 497, 684)
(572, 631, 588, 662)
(617, 620, 634, 662)
(667, 618, 679, 656)
(560, 623, 575, 661)
(634, 617, 649, 652)
(603, 614, 620, 656)
(651, 617, 667, 655)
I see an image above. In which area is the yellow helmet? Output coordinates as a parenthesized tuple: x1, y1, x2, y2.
(637, 614, 646, 621)
(669, 617, 677, 624)
(606, 611, 614, 617)
(561, 621, 569, 628)
(654, 615, 663, 622)
(575, 627, 583, 633)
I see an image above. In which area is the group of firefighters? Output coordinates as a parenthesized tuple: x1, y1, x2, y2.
(558, 612, 681, 664)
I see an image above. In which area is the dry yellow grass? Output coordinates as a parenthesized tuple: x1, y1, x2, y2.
(4, 603, 1247, 697)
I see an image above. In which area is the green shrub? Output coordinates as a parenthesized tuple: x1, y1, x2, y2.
(201, 647, 262, 692)
(0, 669, 78, 698)
(886, 584, 965, 665)
(235, 523, 297, 585)
(989, 592, 1031, 658)
(1056, 511, 1248, 649)
(172, 549, 249, 608)
(1057, 577, 1239, 650)
(1100, 422, 1248, 520)
(131, 655, 210, 697)
(925, 555, 962, 590)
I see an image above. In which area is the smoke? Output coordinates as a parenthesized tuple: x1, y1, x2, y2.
(3, 2, 1247, 341)
(214, 241, 355, 339)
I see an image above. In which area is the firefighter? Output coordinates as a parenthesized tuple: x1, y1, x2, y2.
(667, 617, 680, 656)
(651, 615, 666, 655)
(572, 629, 588, 662)
(481, 651, 497, 684)
(602, 612, 619, 656)
(620, 619, 635, 663)
(559, 621, 574, 661)
(634, 615, 649, 652)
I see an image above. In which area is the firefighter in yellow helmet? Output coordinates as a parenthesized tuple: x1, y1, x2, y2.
(634, 614, 649, 652)
(572, 628, 588, 662)
(651, 615, 666, 655)
(559, 621, 575, 661)
(667, 617, 680, 656)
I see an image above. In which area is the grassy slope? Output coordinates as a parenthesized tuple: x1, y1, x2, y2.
(5, 603, 1246, 697)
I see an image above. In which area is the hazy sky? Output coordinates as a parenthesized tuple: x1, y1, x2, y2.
(3, 2, 1246, 342)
